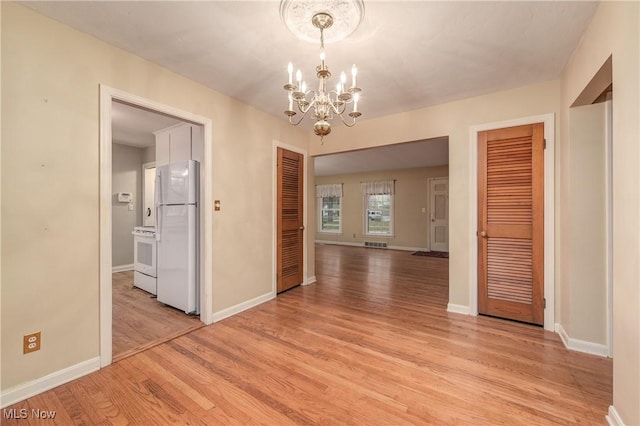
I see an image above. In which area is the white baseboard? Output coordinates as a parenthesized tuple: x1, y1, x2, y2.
(555, 323, 609, 357)
(388, 245, 430, 252)
(447, 303, 470, 315)
(315, 240, 362, 247)
(315, 240, 431, 253)
(606, 405, 625, 426)
(212, 291, 275, 323)
(0, 357, 100, 408)
(112, 264, 134, 273)
(304, 276, 317, 285)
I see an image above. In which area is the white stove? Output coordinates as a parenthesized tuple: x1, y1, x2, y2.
(132, 226, 157, 295)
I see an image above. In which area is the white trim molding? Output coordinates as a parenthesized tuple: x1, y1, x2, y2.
(447, 304, 471, 315)
(112, 264, 134, 273)
(388, 245, 430, 252)
(315, 240, 363, 248)
(468, 113, 555, 331)
(606, 406, 625, 426)
(0, 357, 100, 408)
(99, 85, 214, 369)
(212, 292, 275, 323)
(555, 323, 609, 358)
(314, 240, 430, 253)
(304, 276, 317, 285)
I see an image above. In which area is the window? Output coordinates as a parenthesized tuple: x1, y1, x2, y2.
(365, 194, 393, 235)
(316, 184, 343, 234)
(319, 196, 341, 233)
(362, 180, 394, 236)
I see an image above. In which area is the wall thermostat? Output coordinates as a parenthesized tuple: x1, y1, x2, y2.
(117, 192, 132, 203)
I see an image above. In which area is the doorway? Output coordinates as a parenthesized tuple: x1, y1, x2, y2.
(429, 177, 449, 252)
(276, 146, 305, 293)
(111, 103, 204, 361)
(142, 162, 156, 227)
(477, 123, 544, 325)
(467, 114, 555, 331)
(99, 85, 213, 367)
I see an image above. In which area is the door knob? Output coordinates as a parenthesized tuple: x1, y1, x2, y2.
(299, 225, 305, 231)
(146, 208, 151, 217)
(480, 231, 487, 238)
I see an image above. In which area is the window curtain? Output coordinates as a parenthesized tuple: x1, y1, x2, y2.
(316, 183, 343, 198)
(361, 180, 394, 195)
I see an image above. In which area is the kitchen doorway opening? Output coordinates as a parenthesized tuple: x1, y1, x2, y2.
(99, 86, 213, 367)
(111, 102, 203, 361)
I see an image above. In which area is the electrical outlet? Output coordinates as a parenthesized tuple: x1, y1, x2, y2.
(23, 332, 41, 354)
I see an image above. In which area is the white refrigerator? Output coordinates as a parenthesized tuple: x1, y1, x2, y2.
(155, 160, 199, 314)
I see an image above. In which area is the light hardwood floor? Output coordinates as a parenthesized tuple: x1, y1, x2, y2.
(5, 245, 611, 424)
(112, 271, 203, 361)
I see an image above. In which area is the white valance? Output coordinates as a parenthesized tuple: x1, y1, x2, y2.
(316, 183, 343, 198)
(361, 180, 395, 195)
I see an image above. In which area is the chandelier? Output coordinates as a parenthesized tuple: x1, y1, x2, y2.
(282, 10, 363, 141)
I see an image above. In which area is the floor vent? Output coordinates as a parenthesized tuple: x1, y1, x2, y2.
(364, 242, 388, 248)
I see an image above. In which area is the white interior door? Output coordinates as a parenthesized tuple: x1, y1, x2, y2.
(143, 163, 156, 226)
(430, 178, 449, 252)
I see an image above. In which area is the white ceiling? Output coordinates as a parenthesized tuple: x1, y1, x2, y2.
(112, 101, 183, 148)
(21, 0, 598, 174)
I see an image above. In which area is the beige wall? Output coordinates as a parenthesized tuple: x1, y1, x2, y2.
(111, 143, 144, 267)
(1, 3, 308, 391)
(560, 2, 639, 423)
(310, 79, 562, 309)
(142, 145, 155, 165)
(565, 102, 607, 345)
(315, 166, 448, 249)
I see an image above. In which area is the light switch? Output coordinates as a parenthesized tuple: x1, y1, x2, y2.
(128, 203, 134, 211)
(421, 207, 426, 213)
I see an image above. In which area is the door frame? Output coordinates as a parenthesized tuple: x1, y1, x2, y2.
(428, 177, 449, 252)
(604, 99, 613, 357)
(468, 113, 555, 331)
(99, 85, 214, 367)
(272, 140, 309, 296)
(141, 161, 156, 227)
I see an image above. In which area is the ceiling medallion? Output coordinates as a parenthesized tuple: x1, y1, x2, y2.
(280, 1, 364, 142)
(280, 0, 365, 43)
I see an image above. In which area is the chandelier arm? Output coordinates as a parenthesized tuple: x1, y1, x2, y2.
(296, 91, 317, 114)
(331, 100, 347, 116)
(288, 105, 312, 126)
(337, 113, 358, 127)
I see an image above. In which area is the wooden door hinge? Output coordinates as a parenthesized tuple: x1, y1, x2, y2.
(543, 298, 546, 309)
(543, 139, 547, 150)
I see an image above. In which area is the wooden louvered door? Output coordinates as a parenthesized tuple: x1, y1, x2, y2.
(277, 147, 304, 293)
(478, 123, 544, 325)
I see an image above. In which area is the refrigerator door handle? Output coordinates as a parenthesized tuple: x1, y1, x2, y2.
(155, 170, 163, 206)
(155, 169, 162, 242)
(156, 206, 162, 242)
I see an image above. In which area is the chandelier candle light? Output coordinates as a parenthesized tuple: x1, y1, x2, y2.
(283, 11, 362, 141)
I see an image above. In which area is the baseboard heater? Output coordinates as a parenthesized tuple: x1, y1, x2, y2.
(364, 241, 388, 248)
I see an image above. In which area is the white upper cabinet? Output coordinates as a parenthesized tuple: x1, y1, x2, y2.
(154, 123, 204, 166)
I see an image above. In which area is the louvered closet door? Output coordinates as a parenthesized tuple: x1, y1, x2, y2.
(277, 147, 304, 293)
(478, 123, 544, 325)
